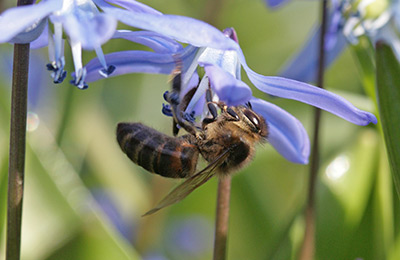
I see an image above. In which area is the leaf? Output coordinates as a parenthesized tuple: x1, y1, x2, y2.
(372, 142, 394, 259)
(350, 36, 377, 105)
(317, 129, 379, 259)
(375, 41, 400, 200)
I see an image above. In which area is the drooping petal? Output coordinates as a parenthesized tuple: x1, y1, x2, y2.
(237, 50, 377, 126)
(84, 45, 199, 82)
(279, 26, 347, 83)
(0, 0, 62, 42)
(113, 30, 183, 53)
(250, 97, 310, 164)
(61, 12, 117, 49)
(105, 0, 162, 15)
(203, 63, 252, 106)
(93, 0, 238, 50)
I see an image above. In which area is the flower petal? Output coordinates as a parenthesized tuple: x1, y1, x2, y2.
(279, 26, 347, 83)
(250, 97, 310, 164)
(93, 0, 238, 50)
(105, 0, 162, 15)
(9, 17, 47, 44)
(198, 48, 240, 78)
(203, 63, 252, 106)
(237, 50, 377, 126)
(113, 30, 183, 53)
(30, 21, 49, 49)
(62, 12, 117, 49)
(0, 0, 62, 42)
(84, 45, 199, 82)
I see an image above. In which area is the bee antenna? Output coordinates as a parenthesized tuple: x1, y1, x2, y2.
(246, 101, 252, 109)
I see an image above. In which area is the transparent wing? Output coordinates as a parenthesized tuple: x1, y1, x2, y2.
(142, 147, 234, 216)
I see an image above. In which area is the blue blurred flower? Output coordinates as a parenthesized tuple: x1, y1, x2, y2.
(92, 188, 134, 241)
(164, 216, 213, 257)
(280, 0, 399, 82)
(0, 0, 237, 89)
(84, 27, 376, 164)
(264, 0, 291, 9)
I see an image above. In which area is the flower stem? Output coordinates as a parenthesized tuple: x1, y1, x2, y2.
(6, 1, 34, 259)
(299, 0, 328, 259)
(213, 176, 231, 260)
(6, 43, 30, 260)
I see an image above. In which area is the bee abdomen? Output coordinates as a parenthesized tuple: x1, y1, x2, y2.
(117, 123, 199, 178)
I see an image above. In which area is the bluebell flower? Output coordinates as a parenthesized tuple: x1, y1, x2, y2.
(0, 0, 237, 89)
(84, 28, 377, 164)
(280, 0, 399, 82)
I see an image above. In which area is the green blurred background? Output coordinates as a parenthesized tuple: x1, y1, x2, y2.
(0, 0, 397, 259)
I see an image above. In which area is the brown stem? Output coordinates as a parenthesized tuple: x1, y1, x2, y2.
(6, 1, 34, 259)
(213, 176, 231, 260)
(6, 42, 30, 260)
(299, 0, 328, 259)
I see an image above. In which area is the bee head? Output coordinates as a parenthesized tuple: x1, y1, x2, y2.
(235, 106, 268, 138)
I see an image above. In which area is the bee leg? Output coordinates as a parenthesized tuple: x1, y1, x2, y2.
(166, 67, 198, 136)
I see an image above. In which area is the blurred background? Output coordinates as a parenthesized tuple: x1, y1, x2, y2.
(0, 0, 396, 259)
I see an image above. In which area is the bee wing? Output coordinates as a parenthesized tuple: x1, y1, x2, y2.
(142, 147, 233, 216)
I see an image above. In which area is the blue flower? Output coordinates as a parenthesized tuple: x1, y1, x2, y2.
(0, 0, 237, 89)
(264, 0, 291, 9)
(84, 28, 377, 164)
(280, 0, 399, 82)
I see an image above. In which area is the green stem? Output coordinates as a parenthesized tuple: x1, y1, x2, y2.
(299, 0, 328, 259)
(213, 176, 231, 260)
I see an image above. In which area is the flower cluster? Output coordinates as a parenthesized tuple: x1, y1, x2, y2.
(0, 0, 236, 89)
(84, 27, 376, 164)
(0, 0, 377, 164)
(279, 0, 400, 82)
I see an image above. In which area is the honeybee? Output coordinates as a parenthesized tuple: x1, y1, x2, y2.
(117, 66, 268, 216)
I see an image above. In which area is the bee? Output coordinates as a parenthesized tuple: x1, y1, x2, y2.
(117, 66, 268, 216)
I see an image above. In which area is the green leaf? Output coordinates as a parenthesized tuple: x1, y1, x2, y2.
(375, 41, 400, 200)
(349, 35, 377, 105)
(372, 142, 394, 259)
(317, 129, 379, 259)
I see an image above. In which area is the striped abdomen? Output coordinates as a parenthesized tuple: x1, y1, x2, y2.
(117, 123, 199, 178)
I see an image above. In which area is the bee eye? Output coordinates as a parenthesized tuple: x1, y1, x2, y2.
(227, 107, 239, 120)
(243, 109, 260, 130)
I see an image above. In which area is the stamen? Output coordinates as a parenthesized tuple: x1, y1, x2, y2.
(46, 56, 67, 84)
(183, 110, 196, 123)
(54, 23, 63, 62)
(163, 91, 170, 102)
(162, 104, 173, 117)
(95, 47, 116, 78)
(164, 90, 179, 105)
(47, 25, 67, 83)
(69, 40, 88, 89)
(99, 65, 116, 78)
(70, 68, 88, 90)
